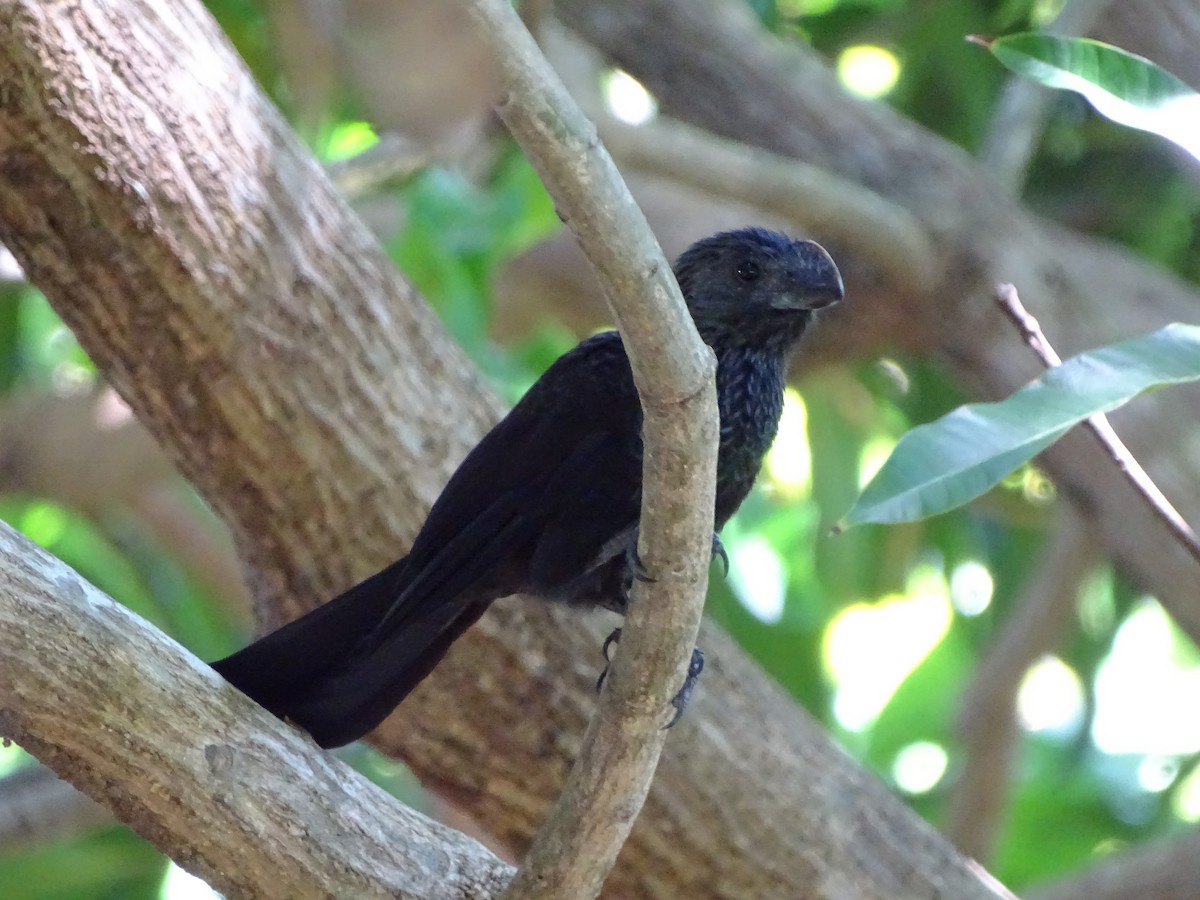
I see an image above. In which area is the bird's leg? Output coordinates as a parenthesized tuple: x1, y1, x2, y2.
(711, 532, 729, 578)
(594, 627, 705, 728)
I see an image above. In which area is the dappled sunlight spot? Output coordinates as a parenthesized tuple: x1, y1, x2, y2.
(837, 45, 901, 99)
(1171, 762, 1200, 821)
(1088, 838, 1125, 860)
(876, 357, 911, 395)
(1030, 0, 1066, 27)
(1137, 755, 1179, 793)
(1021, 466, 1056, 505)
(857, 433, 896, 490)
(949, 559, 993, 616)
(728, 533, 787, 624)
(160, 862, 220, 900)
(892, 741, 949, 795)
(603, 69, 657, 126)
(321, 120, 380, 162)
(1017, 655, 1085, 736)
(51, 361, 95, 395)
(1078, 566, 1117, 639)
(21, 502, 68, 548)
(823, 564, 952, 732)
(777, 0, 839, 16)
(1149, 94, 1200, 161)
(1093, 600, 1200, 755)
(0, 743, 28, 779)
(765, 387, 811, 501)
(95, 387, 135, 429)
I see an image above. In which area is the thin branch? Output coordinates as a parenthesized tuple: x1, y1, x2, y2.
(995, 283, 1200, 568)
(461, 2, 718, 898)
(0, 520, 514, 898)
(948, 506, 1099, 862)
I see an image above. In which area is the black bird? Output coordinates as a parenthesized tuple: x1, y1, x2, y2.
(213, 228, 843, 748)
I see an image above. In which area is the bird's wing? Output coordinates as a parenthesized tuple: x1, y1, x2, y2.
(525, 428, 641, 594)
(368, 331, 643, 640)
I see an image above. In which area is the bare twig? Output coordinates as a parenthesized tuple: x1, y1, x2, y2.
(461, 1, 718, 898)
(948, 506, 1099, 862)
(995, 283, 1200, 568)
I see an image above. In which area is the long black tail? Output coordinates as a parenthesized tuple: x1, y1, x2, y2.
(212, 557, 487, 748)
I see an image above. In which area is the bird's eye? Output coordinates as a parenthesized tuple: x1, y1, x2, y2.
(735, 259, 762, 282)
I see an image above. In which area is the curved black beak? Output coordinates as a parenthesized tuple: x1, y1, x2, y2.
(773, 240, 845, 311)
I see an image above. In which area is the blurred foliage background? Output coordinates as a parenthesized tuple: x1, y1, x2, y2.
(3, 0, 1200, 897)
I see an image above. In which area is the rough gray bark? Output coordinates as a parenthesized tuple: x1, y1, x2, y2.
(462, 2, 719, 897)
(0, 521, 513, 899)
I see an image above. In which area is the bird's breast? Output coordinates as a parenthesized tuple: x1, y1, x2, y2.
(713, 351, 787, 525)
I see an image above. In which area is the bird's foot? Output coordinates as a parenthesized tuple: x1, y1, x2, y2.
(614, 541, 655, 612)
(711, 532, 729, 578)
(595, 627, 622, 693)
(594, 627, 705, 728)
(666, 646, 705, 728)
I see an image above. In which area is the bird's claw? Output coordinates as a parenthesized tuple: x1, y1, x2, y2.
(665, 646, 705, 729)
(711, 533, 729, 578)
(626, 535, 725, 581)
(595, 627, 622, 693)
(595, 627, 705, 729)
(625, 543, 656, 584)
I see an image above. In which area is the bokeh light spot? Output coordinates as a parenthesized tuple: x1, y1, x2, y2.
(837, 45, 901, 99)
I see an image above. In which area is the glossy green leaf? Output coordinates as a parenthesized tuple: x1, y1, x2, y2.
(985, 34, 1200, 160)
(840, 324, 1200, 527)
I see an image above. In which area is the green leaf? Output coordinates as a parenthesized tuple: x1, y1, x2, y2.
(840, 324, 1200, 527)
(984, 34, 1200, 160)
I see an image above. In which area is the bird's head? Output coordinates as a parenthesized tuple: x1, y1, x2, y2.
(673, 228, 843, 353)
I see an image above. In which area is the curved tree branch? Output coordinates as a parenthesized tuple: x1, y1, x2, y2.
(0, 521, 513, 898)
(461, 1, 716, 897)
